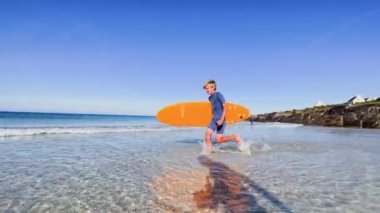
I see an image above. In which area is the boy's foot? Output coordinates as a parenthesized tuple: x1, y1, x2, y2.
(235, 135, 241, 145)
(201, 147, 216, 155)
(237, 142, 244, 151)
(237, 139, 252, 155)
(202, 141, 215, 155)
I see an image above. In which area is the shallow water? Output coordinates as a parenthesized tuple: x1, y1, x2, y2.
(1, 115, 380, 212)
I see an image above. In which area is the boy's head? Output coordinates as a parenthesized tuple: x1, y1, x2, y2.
(203, 80, 217, 95)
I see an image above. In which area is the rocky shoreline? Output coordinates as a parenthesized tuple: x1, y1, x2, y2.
(250, 102, 380, 129)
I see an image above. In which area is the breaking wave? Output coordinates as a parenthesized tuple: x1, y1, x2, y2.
(0, 125, 186, 137)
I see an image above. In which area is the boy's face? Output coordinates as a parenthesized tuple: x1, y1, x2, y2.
(204, 84, 215, 95)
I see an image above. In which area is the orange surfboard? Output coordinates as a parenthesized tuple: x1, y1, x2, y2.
(156, 101, 250, 127)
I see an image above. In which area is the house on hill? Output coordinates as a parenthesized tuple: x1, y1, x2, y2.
(346, 95, 365, 105)
(365, 97, 375, 102)
(314, 101, 325, 107)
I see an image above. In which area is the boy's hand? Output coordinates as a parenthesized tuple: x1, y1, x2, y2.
(217, 119, 223, 126)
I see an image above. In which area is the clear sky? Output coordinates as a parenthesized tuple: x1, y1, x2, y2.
(1, 0, 379, 115)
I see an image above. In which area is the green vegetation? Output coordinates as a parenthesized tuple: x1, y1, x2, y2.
(350, 100, 380, 107)
(326, 104, 345, 107)
(258, 100, 379, 116)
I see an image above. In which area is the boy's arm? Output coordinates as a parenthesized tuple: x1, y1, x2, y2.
(217, 93, 227, 125)
(217, 103, 227, 125)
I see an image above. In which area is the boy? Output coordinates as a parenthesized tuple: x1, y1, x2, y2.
(203, 80, 241, 151)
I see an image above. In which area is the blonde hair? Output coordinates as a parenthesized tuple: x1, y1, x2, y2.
(203, 80, 217, 91)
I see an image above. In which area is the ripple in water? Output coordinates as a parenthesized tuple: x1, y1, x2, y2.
(149, 155, 292, 212)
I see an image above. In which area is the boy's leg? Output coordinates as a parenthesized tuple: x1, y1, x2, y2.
(214, 120, 240, 144)
(216, 134, 241, 144)
(204, 128, 214, 149)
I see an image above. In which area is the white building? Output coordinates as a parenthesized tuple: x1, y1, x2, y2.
(314, 101, 325, 107)
(346, 95, 365, 105)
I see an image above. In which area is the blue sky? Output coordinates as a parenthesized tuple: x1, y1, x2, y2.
(0, 0, 379, 115)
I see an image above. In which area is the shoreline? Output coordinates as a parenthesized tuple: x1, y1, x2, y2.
(250, 102, 380, 129)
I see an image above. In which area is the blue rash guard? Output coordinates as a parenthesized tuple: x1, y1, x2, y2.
(208, 92, 226, 134)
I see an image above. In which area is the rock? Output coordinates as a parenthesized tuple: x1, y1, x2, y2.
(342, 112, 359, 127)
(362, 112, 379, 128)
(323, 115, 344, 127)
(251, 102, 380, 129)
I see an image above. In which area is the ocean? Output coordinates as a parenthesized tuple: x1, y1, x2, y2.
(0, 111, 379, 212)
